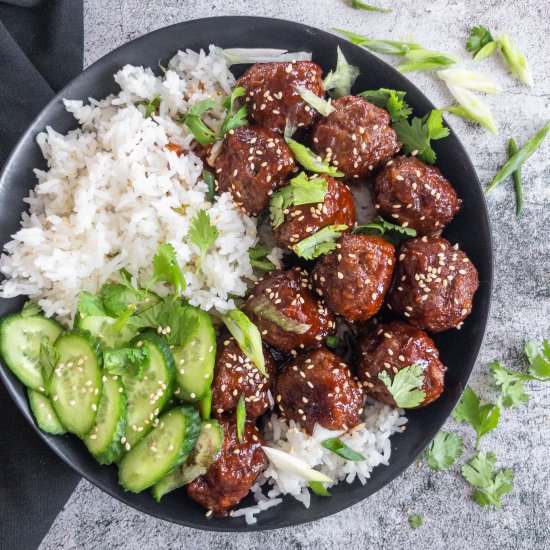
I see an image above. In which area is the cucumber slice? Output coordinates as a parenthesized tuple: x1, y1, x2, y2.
(152, 419, 223, 501)
(123, 333, 175, 448)
(27, 389, 66, 435)
(198, 388, 212, 420)
(118, 406, 200, 493)
(172, 307, 216, 402)
(79, 315, 135, 349)
(84, 374, 127, 464)
(49, 330, 103, 437)
(0, 313, 62, 390)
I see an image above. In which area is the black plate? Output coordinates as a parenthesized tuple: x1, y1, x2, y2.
(0, 16, 492, 531)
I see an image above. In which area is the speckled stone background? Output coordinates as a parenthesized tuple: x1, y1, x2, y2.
(39, 1, 550, 548)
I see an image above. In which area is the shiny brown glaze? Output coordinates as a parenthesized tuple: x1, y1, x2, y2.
(275, 348, 363, 434)
(186, 416, 266, 516)
(244, 267, 336, 354)
(374, 156, 462, 235)
(357, 320, 446, 407)
(311, 234, 395, 322)
(310, 96, 401, 180)
(236, 61, 324, 134)
(274, 175, 357, 249)
(389, 236, 479, 332)
(213, 125, 295, 216)
(211, 338, 276, 420)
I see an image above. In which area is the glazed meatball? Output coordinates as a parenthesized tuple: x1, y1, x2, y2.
(213, 125, 295, 216)
(357, 321, 446, 406)
(311, 96, 401, 180)
(389, 236, 479, 332)
(244, 268, 336, 354)
(374, 156, 461, 235)
(187, 416, 266, 516)
(236, 61, 324, 134)
(275, 348, 363, 434)
(311, 234, 395, 322)
(274, 175, 357, 249)
(211, 337, 276, 420)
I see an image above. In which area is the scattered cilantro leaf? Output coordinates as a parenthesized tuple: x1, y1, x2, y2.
(20, 300, 42, 318)
(202, 169, 216, 203)
(39, 340, 59, 387)
(309, 482, 332, 496)
(489, 362, 530, 409)
(485, 122, 550, 195)
(452, 386, 500, 449)
(408, 514, 424, 529)
(103, 347, 150, 380)
(286, 139, 344, 177)
(358, 88, 412, 121)
(351, 0, 392, 12)
(393, 109, 450, 163)
(353, 215, 416, 246)
(292, 224, 348, 260)
(378, 364, 426, 408)
(321, 438, 366, 461)
(323, 46, 360, 98)
(236, 395, 246, 443)
(269, 172, 329, 228)
(137, 94, 161, 118)
(149, 243, 186, 294)
(188, 210, 219, 272)
(461, 451, 514, 508)
(220, 86, 248, 135)
(425, 431, 464, 471)
(100, 284, 139, 318)
(76, 292, 107, 318)
(525, 339, 550, 379)
(466, 26, 496, 60)
(181, 99, 219, 146)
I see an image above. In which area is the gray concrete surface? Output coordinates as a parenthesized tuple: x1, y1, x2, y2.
(40, 1, 550, 549)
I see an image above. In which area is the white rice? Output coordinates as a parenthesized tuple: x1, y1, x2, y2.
(234, 398, 407, 524)
(0, 46, 285, 323)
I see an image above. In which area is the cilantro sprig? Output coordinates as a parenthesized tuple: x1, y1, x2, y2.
(292, 224, 348, 260)
(188, 209, 219, 272)
(379, 364, 426, 408)
(358, 88, 412, 122)
(466, 26, 498, 61)
(408, 514, 424, 529)
(353, 216, 416, 246)
(425, 431, 464, 471)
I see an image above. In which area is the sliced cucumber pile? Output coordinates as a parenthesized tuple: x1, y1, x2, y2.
(118, 406, 201, 493)
(172, 306, 216, 402)
(152, 419, 223, 501)
(84, 374, 127, 464)
(49, 330, 103, 437)
(0, 313, 62, 390)
(123, 333, 175, 448)
(27, 389, 66, 435)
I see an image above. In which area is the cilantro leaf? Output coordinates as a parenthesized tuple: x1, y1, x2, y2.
(149, 243, 186, 294)
(39, 339, 59, 387)
(286, 139, 344, 177)
(188, 210, 219, 271)
(76, 291, 107, 318)
(20, 300, 42, 318)
(202, 169, 216, 203)
(100, 284, 139, 318)
(393, 109, 450, 164)
(525, 339, 550, 379)
(309, 481, 332, 497)
(269, 172, 328, 228)
(452, 386, 500, 449)
(351, 0, 392, 12)
(425, 431, 464, 471)
(220, 86, 248, 135)
(137, 94, 161, 118)
(182, 99, 219, 146)
(323, 46, 360, 99)
(489, 361, 530, 409)
(408, 514, 424, 529)
(321, 438, 366, 461)
(353, 215, 416, 246)
(291, 224, 348, 260)
(461, 451, 514, 508)
(466, 26, 495, 59)
(358, 88, 412, 122)
(103, 347, 150, 379)
(236, 395, 246, 443)
(378, 363, 426, 408)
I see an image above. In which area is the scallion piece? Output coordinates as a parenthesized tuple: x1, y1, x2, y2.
(286, 139, 344, 177)
(507, 138, 523, 217)
(321, 438, 366, 461)
(236, 395, 246, 442)
(351, 0, 392, 12)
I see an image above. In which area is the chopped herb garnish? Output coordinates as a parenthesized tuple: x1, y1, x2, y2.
(333, 29, 420, 55)
(451, 386, 500, 449)
(358, 88, 412, 122)
(351, 0, 392, 12)
(292, 224, 348, 260)
(498, 32, 533, 87)
(202, 169, 216, 203)
(378, 364, 426, 408)
(425, 431, 464, 471)
(20, 300, 42, 318)
(221, 309, 266, 375)
(286, 139, 344, 177)
(236, 395, 246, 442)
(466, 26, 497, 61)
(39, 340, 59, 386)
(182, 99, 219, 146)
(461, 451, 514, 508)
(323, 46, 360, 99)
(408, 514, 424, 529)
(137, 94, 161, 118)
(353, 215, 416, 246)
(326, 335, 340, 349)
(148, 243, 186, 294)
(507, 138, 523, 217)
(104, 347, 150, 380)
(269, 172, 329, 228)
(309, 481, 332, 497)
(321, 438, 366, 461)
(392, 109, 450, 164)
(444, 85, 498, 134)
(220, 86, 248, 135)
(248, 243, 276, 272)
(485, 121, 550, 195)
(188, 209, 219, 272)
(76, 292, 107, 318)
